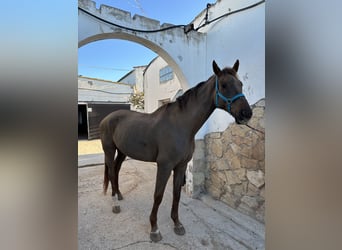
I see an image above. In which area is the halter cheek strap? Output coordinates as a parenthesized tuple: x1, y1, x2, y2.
(215, 76, 245, 113)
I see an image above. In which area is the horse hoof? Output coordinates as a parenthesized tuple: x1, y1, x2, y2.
(118, 193, 123, 200)
(174, 224, 186, 235)
(112, 205, 121, 213)
(150, 230, 162, 242)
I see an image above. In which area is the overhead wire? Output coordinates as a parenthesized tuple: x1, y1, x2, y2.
(195, 0, 266, 31)
(78, 6, 185, 33)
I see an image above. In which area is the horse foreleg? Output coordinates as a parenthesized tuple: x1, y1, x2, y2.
(171, 165, 186, 236)
(149, 165, 172, 242)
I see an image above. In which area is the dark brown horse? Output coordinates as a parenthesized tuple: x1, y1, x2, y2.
(99, 60, 252, 242)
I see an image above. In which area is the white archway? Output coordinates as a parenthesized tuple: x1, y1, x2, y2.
(78, 0, 207, 90)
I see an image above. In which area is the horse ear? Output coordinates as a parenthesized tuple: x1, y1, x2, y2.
(212, 60, 221, 75)
(233, 59, 239, 72)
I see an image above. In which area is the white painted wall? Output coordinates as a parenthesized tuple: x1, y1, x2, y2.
(144, 57, 182, 113)
(193, 0, 265, 138)
(142, 0, 265, 138)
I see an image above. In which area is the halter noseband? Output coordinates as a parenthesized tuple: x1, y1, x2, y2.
(215, 76, 245, 113)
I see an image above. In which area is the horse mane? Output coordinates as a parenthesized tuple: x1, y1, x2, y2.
(155, 74, 218, 112)
(153, 80, 208, 113)
(175, 81, 206, 109)
(171, 68, 237, 110)
(154, 68, 236, 113)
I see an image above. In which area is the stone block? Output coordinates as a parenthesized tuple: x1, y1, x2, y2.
(232, 182, 248, 197)
(247, 182, 260, 197)
(259, 117, 265, 129)
(252, 107, 264, 118)
(212, 159, 229, 171)
(241, 157, 259, 170)
(241, 195, 259, 209)
(247, 170, 265, 188)
(229, 143, 240, 155)
(226, 155, 241, 169)
(207, 185, 221, 200)
(221, 129, 233, 143)
(210, 171, 227, 188)
(251, 142, 265, 161)
(258, 160, 265, 172)
(211, 139, 223, 158)
(234, 135, 253, 147)
(225, 169, 246, 185)
(239, 144, 252, 158)
(221, 192, 239, 208)
(231, 125, 249, 137)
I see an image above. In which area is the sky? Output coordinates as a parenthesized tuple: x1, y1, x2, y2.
(78, 0, 210, 82)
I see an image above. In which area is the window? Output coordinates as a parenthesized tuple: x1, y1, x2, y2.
(159, 66, 173, 83)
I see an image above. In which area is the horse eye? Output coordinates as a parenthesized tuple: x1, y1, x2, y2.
(222, 84, 227, 89)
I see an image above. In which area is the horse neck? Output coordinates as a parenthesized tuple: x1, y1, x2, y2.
(177, 76, 216, 137)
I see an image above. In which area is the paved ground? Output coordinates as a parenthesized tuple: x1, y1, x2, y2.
(78, 156, 265, 250)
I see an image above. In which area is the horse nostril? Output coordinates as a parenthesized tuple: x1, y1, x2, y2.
(241, 109, 252, 119)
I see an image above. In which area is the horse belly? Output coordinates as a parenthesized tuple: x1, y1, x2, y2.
(113, 129, 157, 162)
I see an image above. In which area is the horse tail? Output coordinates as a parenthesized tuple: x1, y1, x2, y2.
(103, 162, 109, 195)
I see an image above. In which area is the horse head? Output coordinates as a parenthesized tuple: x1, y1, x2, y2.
(212, 60, 252, 124)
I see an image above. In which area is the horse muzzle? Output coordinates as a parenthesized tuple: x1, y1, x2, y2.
(235, 108, 252, 125)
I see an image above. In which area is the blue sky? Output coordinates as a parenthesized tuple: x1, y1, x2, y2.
(78, 0, 210, 81)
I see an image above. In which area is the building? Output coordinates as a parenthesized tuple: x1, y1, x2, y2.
(78, 76, 133, 139)
(118, 65, 146, 111)
(118, 65, 146, 93)
(143, 56, 183, 113)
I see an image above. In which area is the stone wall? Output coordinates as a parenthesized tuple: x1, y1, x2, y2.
(192, 99, 265, 222)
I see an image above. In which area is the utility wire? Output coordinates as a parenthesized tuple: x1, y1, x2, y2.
(195, 0, 266, 31)
(78, 6, 185, 33)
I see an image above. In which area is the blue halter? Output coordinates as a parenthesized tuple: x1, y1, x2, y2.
(215, 76, 245, 113)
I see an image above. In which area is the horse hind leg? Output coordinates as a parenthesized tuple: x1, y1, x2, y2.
(113, 150, 126, 200)
(102, 145, 121, 213)
(103, 147, 116, 195)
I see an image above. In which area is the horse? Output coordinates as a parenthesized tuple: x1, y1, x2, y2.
(99, 59, 252, 242)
